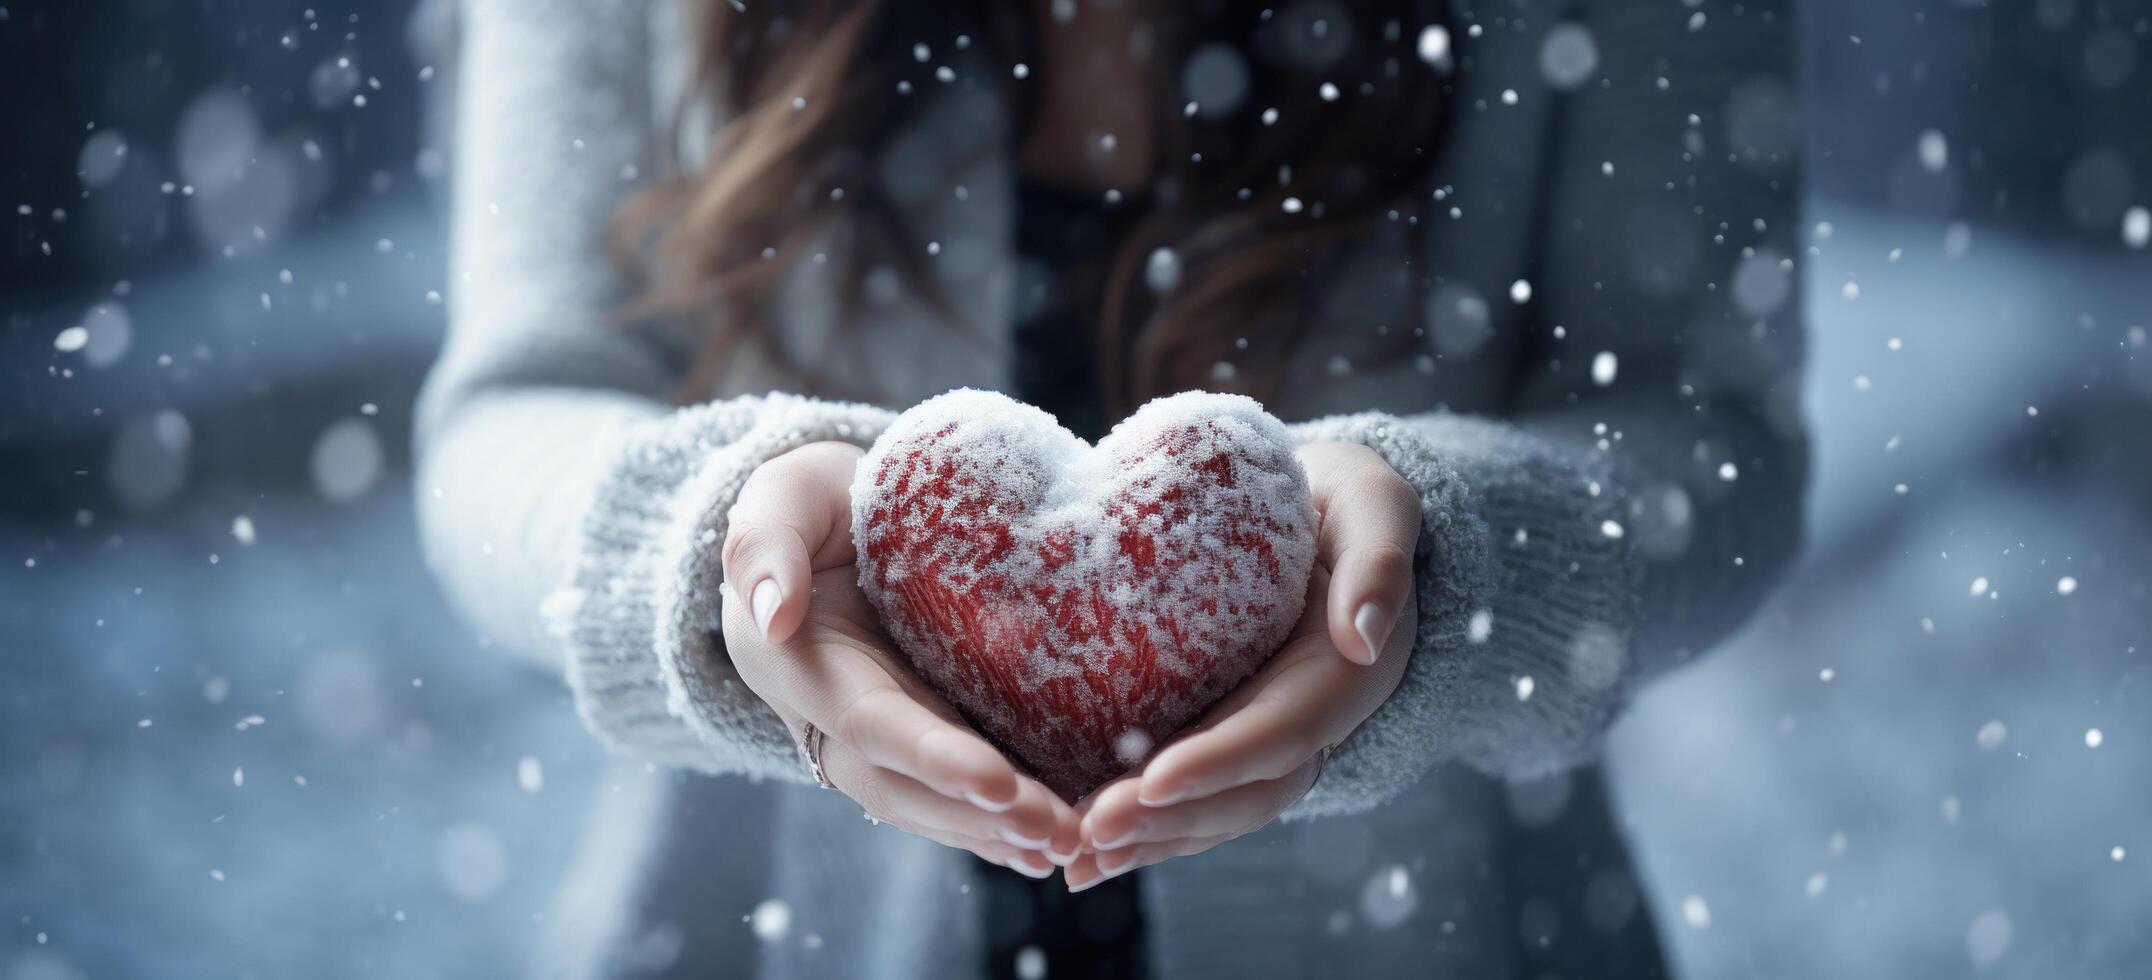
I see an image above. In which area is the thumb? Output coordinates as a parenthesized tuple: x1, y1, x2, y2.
(721, 442, 862, 645)
(1310, 449, 1421, 666)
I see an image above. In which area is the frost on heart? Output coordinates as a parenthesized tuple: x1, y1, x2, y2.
(853, 389, 1318, 801)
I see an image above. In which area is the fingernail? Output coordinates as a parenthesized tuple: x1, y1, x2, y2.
(1136, 784, 1188, 808)
(750, 579, 783, 639)
(1091, 821, 1145, 851)
(1354, 602, 1389, 664)
(963, 790, 1015, 814)
(1096, 849, 1139, 877)
(997, 827, 1051, 850)
(1044, 845, 1080, 866)
(1067, 874, 1102, 894)
(1006, 853, 1054, 879)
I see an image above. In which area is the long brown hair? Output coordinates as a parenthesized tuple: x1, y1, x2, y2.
(615, 0, 1455, 412)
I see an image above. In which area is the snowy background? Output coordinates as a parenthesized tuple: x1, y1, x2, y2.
(3, 1, 2149, 977)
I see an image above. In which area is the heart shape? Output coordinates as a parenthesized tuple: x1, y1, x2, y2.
(852, 389, 1317, 801)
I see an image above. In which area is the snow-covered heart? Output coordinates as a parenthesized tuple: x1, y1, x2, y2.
(852, 389, 1317, 801)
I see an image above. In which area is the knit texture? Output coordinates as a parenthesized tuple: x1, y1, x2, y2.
(1402, 414, 1642, 777)
(416, 0, 1808, 970)
(546, 393, 895, 782)
(543, 396, 1644, 814)
(1280, 411, 1639, 816)
(1281, 414, 1493, 817)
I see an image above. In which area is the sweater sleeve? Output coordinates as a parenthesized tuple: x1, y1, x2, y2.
(1287, 0, 1808, 816)
(414, 0, 891, 782)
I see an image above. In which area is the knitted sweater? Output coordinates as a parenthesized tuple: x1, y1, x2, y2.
(417, 0, 1805, 974)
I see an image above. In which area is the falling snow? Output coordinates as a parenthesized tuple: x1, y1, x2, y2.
(750, 900, 791, 943)
(516, 756, 544, 794)
(1416, 25, 1452, 70)
(1467, 609, 1494, 644)
(1976, 720, 2008, 750)
(9, 4, 2151, 976)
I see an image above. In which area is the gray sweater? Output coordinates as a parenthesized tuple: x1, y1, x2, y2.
(418, 0, 1805, 975)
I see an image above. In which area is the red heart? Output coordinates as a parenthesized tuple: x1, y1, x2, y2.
(852, 390, 1317, 801)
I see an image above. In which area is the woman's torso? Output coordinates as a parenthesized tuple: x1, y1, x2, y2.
(551, 3, 1663, 977)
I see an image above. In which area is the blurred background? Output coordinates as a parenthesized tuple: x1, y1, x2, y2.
(2, 0, 2147, 977)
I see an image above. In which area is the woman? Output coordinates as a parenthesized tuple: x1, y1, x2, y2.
(419, 0, 1806, 976)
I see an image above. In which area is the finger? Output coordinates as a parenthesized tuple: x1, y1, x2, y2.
(1065, 834, 1238, 893)
(722, 591, 1027, 813)
(1311, 452, 1420, 665)
(1136, 653, 1363, 806)
(1085, 760, 1316, 849)
(721, 443, 861, 644)
(1072, 776, 1117, 817)
(818, 741, 1058, 877)
(1039, 789, 1086, 866)
(964, 839, 1058, 880)
(1061, 849, 1109, 893)
(889, 824, 1056, 880)
(1069, 774, 1131, 856)
(815, 671, 1025, 811)
(820, 741, 1060, 848)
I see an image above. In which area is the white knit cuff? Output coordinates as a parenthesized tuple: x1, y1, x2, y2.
(547, 393, 896, 781)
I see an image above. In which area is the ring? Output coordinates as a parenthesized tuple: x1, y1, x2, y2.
(797, 721, 833, 790)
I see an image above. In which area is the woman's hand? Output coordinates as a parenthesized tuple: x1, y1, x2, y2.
(1065, 441, 1421, 890)
(719, 441, 1085, 877)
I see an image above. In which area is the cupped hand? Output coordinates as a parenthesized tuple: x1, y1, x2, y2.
(719, 441, 1085, 877)
(1065, 441, 1421, 891)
